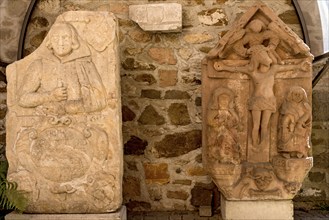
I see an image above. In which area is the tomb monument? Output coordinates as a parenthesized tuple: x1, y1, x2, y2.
(202, 2, 313, 220)
(5, 11, 125, 219)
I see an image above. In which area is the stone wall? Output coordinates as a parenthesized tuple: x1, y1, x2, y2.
(0, 0, 328, 212)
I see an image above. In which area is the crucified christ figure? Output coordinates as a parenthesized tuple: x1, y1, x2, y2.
(214, 45, 310, 147)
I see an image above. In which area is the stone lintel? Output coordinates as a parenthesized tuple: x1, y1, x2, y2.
(129, 3, 182, 32)
(6, 206, 127, 220)
(220, 196, 293, 220)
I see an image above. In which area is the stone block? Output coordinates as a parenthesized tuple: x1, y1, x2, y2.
(129, 3, 182, 32)
(199, 206, 212, 217)
(221, 196, 293, 220)
(158, 69, 177, 87)
(167, 190, 189, 200)
(148, 47, 177, 65)
(143, 163, 170, 184)
(6, 206, 127, 220)
(138, 105, 165, 125)
(154, 130, 201, 158)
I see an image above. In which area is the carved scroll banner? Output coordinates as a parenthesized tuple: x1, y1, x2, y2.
(6, 12, 122, 213)
(202, 1, 313, 207)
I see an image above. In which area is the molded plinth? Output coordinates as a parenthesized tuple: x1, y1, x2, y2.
(221, 196, 293, 220)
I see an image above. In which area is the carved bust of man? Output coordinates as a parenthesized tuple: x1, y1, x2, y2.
(18, 22, 107, 115)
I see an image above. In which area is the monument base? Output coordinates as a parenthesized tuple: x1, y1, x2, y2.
(5, 206, 127, 220)
(220, 196, 293, 220)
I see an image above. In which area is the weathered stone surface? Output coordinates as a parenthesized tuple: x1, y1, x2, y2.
(195, 154, 202, 163)
(279, 10, 299, 24)
(0, 0, 31, 63)
(109, 2, 129, 15)
(164, 90, 190, 99)
(148, 47, 177, 65)
(143, 163, 170, 184)
(199, 206, 212, 217)
(124, 47, 143, 55)
(191, 185, 213, 207)
(126, 201, 151, 211)
(187, 166, 207, 176)
(147, 187, 162, 201)
(128, 29, 152, 43)
(167, 190, 189, 200)
(168, 103, 191, 125)
(123, 176, 141, 198)
(173, 179, 192, 185)
(129, 3, 182, 32)
(308, 172, 325, 183)
(158, 69, 177, 87)
(178, 48, 193, 60)
(124, 136, 148, 155)
(122, 105, 136, 122)
(30, 30, 47, 47)
(141, 89, 161, 99)
(125, 161, 138, 171)
(133, 73, 156, 85)
(202, 2, 313, 203)
(313, 90, 329, 121)
(197, 8, 228, 26)
(138, 105, 165, 125)
(0, 104, 7, 119)
(183, 33, 214, 44)
(31, 16, 49, 28)
(6, 12, 123, 213)
(122, 58, 156, 71)
(195, 97, 202, 106)
(154, 130, 201, 157)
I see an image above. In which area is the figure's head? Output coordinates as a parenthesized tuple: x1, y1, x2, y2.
(218, 94, 231, 110)
(248, 19, 264, 33)
(209, 87, 235, 110)
(46, 22, 80, 57)
(287, 86, 308, 103)
(252, 167, 273, 191)
(249, 45, 273, 72)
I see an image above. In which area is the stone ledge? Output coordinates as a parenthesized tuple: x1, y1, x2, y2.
(5, 206, 127, 220)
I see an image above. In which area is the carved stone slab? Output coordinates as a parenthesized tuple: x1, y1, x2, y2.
(129, 3, 182, 32)
(6, 11, 122, 213)
(202, 2, 313, 201)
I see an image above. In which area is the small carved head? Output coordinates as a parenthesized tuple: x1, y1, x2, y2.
(252, 167, 273, 191)
(249, 45, 273, 71)
(286, 86, 308, 104)
(209, 87, 235, 110)
(46, 22, 80, 57)
(247, 19, 264, 33)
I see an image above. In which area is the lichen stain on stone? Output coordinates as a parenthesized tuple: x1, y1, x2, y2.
(198, 8, 228, 26)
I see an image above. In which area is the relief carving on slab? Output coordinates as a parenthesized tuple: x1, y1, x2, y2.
(6, 12, 122, 213)
(202, 2, 313, 201)
(278, 86, 311, 159)
(207, 87, 240, 165)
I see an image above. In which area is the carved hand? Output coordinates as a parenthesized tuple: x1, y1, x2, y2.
(50, 86, 68, 102)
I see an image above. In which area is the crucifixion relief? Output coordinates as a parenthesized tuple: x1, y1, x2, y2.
(202, 2, 313, 201)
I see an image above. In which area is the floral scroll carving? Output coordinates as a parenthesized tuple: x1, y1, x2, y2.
(202, 2, 313, 201)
